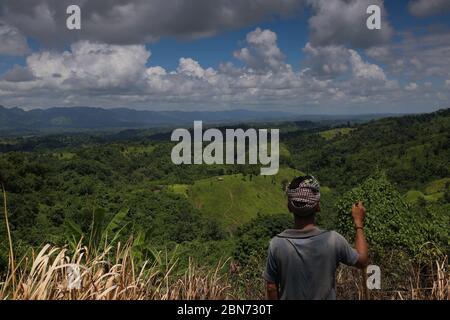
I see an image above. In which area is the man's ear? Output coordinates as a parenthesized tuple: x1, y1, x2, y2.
(287, 202, 297, 214)
(316, 203, 321, 213)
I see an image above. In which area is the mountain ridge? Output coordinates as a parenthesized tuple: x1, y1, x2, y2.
(0, 105, 296, 130)
(0, 105, 420, 133)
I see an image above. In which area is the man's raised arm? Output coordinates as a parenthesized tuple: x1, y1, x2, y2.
(266, 281, 279, 300)
(352, 201, 368, 269)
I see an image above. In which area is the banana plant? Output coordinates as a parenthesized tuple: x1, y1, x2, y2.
(65, 207, 129, 253)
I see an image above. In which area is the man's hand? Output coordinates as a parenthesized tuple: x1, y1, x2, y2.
(352, 201, 365, 228)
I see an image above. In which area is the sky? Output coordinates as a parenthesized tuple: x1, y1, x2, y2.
(0, 0, 450, 114)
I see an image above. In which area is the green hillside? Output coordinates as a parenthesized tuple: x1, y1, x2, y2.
(171, 167, 302, 229)
(425, 178, 450, 194)
(285, 109, 450, 192)
(404, 178, 449, 204)
(319, 127, 355, 140)
(404, 190, 443, 203)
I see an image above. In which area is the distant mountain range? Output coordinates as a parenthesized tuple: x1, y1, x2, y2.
(0, 105, 404, 134)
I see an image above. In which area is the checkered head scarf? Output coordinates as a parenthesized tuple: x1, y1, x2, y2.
(286, 175, 320, 215)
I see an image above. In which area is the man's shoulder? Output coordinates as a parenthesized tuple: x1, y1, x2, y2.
(268, 235, 285, 247)
(269, 228, 339, 244)
(269, 229, 347, 244)
(328, 230, 343, 238)
(326, 230, 355, 252)
(323, 230, 349, 244)
(328, 230, 348, 240)
(268, 233, 290, 252)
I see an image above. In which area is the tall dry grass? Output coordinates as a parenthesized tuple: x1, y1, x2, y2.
(0, 240, 233, 300)
(0, 181, 233, 300)
(335, 256, 449, 300)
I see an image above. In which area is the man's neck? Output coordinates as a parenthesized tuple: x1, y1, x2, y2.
(294, 215, 316, 231)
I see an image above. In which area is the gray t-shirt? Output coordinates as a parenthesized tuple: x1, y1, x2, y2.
(262, 227, 359, 300)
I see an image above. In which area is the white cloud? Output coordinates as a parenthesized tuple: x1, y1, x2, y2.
(409, 0, 450, 17)
(302, 43, 388, 83)
(0, 0, 306, 45)
(445, 79, 450, 88)
(0, 0, 395, 50)
(365, 46, 390, 59)
(233, 28, 286, 72)
(405, 82, 418, 91)
(302, 43, 349, 77)
(349, 49, 386, 81)
(366, 31, 450, 80)
(0, 21, 30, 56)
(1, 65, 36, 82)
(26, 41, 150, 90)
(307, 0, 392, 48)
(177, 58, 216, 80)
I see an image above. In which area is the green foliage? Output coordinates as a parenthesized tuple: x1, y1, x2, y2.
(233, 213, 292, 264)
(176, 240, 234, 268)
(424, 178, 450, 194)
(286, 109, 450, 192)
(336, 173, 448, 255)
(319, 127, 355, 140)
(65, 207, 129, 251)
(412, 203, 450, 257)
(186, 168, 301, 229)
(404, 190, 443, 204)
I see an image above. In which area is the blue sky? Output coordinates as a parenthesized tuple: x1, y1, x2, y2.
(1, 0, 450, 114)
(149, 1, 450, 71)
(148, 17, 311, 70)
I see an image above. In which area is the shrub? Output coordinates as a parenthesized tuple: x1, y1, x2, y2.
(336, 172, 426, 254)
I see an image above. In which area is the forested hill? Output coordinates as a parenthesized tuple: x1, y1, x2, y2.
(284, 108, 450, 192)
